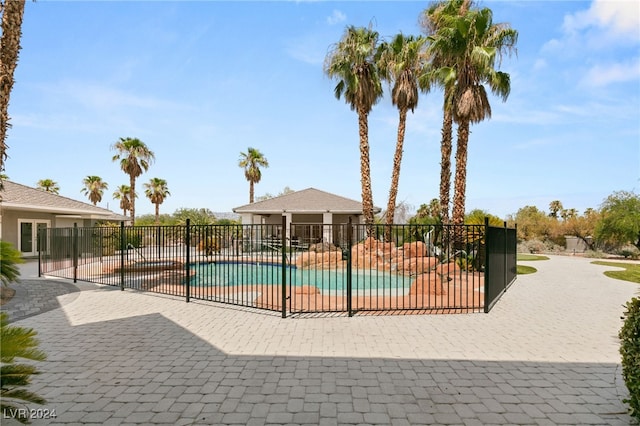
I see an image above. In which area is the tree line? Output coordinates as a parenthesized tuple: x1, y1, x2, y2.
(31, 137, 169, 226)
(509, 192, 640, 255)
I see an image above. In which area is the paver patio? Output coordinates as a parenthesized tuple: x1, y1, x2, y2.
(1, 255, 637, 425)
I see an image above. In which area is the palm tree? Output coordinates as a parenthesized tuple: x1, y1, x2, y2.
(238, 147, 268, 204)
(81, 176, 108, 206)
(377, 33, 427, 239)
(0, 0, 26, 186)
(111, 137, 155, 225)
(113, 184, 134, 217)
(430, 5, 517, 226)
(421, 0, 473, 223)
(325, 25, 383, 231)
(549, 200, 563, 218)
(144, 177, 170, 225)
(36, 178, 60, 194)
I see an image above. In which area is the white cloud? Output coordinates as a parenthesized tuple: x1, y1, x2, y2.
(284, 35, 328, 65)
(543, 0, 639, 55)
(50, 81, 183, 111)
(326, 9, 346, 26)
(541, 1, 640, 89)
(533, 58, 547, 71)
(563, 0, 639, 39)
(512, 137, 556, 150)
(492, 109, 562, 126)
(580, 57, 640, 87)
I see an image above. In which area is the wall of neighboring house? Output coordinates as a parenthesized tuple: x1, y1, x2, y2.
(1, 209, 114, 256)
(1, 209, 54, 248)
(565, 235, 591, 253)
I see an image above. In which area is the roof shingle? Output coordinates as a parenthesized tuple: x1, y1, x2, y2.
(1, 180, 128, 219)
(233, 188, 380, 214)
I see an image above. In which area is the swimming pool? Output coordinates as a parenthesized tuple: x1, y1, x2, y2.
(190, 261, 413, 294)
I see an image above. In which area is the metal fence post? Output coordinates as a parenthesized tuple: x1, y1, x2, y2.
(483, 217, 490, 313)
(38, 228, 42, 277)
(186, 218, 191, 303)
(347, 217, 353, 317)
(72, 223, 78, 283)
(120, 221, 125, 291)
(503, 221, 508, 293)
(281, 215, 287, 318)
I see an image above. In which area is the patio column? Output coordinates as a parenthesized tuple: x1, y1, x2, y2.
(322, 212, 333, 243)
(283, 212, 292, 239)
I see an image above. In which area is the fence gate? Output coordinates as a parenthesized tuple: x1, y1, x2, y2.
(484, 219, 518, 312)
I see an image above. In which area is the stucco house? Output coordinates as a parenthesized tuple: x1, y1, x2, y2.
(0, 180, 129, 257)
(232, 187, 381, 246)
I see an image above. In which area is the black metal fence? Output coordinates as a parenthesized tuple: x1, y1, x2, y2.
(39, 218, 517, 317)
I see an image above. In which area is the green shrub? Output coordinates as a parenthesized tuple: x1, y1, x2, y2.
(0, 241, 24, 287)
(583, 249, 607, 259)
(620, 297, 640, 421)
(95, 224, 143, 255)
(0, 312, 47, 423)
(619, 246, 640, 260)
(124, 229, 143, 248)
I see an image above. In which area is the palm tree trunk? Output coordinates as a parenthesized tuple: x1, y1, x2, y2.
(249, 181, 254, 203)
(384, 107, 408, 241)
(358, 110, 374, 234)
(155, 203, 160, 225)
(0, 0, 26, 177)
(452, 119, 469, 227)
(439, 107, 453, 223)
(129, 177, 136, 225)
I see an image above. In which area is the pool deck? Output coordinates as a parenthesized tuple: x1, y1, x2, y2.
(1, 255, 638, 425)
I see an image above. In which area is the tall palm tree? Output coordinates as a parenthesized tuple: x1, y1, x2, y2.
(421, 0, 473, 223)
(0, 0, 26, 187)
(430, 5, 517, 226)
(325, 25, 383, 231)
(113, 184, 134, 217)
(81, 176, 108, 206)
(36, 178, 60, 194)
(111, 137, 155, 225)
(377, 33, 427, 239)
(144, 177, 170, 225)
(238, 147, 268, 204)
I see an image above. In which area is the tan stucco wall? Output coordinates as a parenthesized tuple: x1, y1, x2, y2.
(0, 209, 56, 248)
(1, 208, 122, 251)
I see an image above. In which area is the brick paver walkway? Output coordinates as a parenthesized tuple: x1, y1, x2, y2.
(1, 256, 637, 425)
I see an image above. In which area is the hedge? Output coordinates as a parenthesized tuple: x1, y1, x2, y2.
(620, 297, 640, 421)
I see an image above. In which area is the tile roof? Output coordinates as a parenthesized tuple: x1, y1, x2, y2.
(0, 180, 128, 220)
(233, 187, 381, 214)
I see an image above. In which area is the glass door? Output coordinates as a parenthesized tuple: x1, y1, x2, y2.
(18, 220, 50, 256)
(20, 222, 33, 253)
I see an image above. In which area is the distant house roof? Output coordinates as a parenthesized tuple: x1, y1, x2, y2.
(233, 188, 381, 214)
(0, 180, 128, 221)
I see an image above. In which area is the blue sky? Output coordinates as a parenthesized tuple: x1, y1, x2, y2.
(6, 0, 639, 220)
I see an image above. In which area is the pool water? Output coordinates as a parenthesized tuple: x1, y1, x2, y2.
(190, 262, 412, 294)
